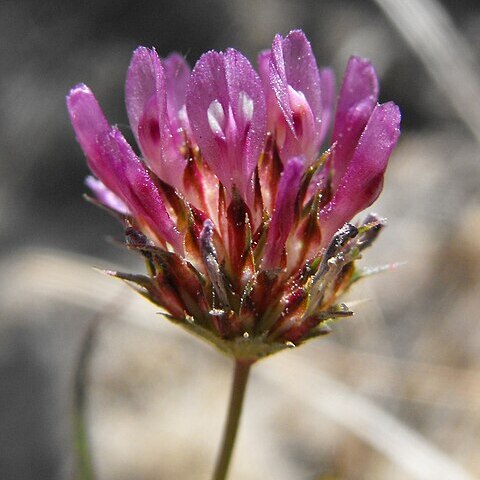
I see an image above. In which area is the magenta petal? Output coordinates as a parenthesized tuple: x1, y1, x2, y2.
(67, 84, 123, 197)
(163, 52, 191, 132)
(186, 48, 266, 203)
(274, 30, 322, 128)
(318, 67, 335, 147)
(125, 47, 186, 189)
(67, 84, 110, 160)
(257, 49, 271, 88)
(258, 49, 280, 137)
(109, 128, 183, 252)
(85, 175, 130, 215)
(269, 34, 295, 137)
(320, 102, 401, 244)
(263, 156, 304, 269)
(125, 47, 166, 144)
(269, 31, 322, 163)
(67, 85, 182, 252)
(329, 56, 379, 191)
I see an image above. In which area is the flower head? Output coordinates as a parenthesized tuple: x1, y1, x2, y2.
(67, 31, 400, 361)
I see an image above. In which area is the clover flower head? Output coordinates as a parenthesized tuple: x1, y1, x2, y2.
(67, 30, 400, 361)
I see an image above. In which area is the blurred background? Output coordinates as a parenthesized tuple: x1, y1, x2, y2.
(1, 0, 480, 478)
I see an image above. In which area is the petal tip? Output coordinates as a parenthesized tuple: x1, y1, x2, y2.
(66, 83, 92, 108)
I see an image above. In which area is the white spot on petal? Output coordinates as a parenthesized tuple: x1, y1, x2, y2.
(288, 85, 308, 111)
(178, 105, 188, 125)
(238, 91, 254, 123)
(207, 99, 226, 137)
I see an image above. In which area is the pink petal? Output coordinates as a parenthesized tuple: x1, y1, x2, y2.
(318, 67, 336, 147)
(85, 175, 130, 215)
(320, 102, 401, 244)
(110, 128, 183, 252)
(186, 48, 266, 203)
(125, 47, 186, 189)
(329, 56, 379, 191)
(67, 84, 122, 197)
(269, 34, 296, 138)
(257, 49, 271, 88)
(275, 30, 322, 127)
(67, 85, 183, 252)
(268, 31, 323, 163)
(67, 83, 110, 161)
(258, 49, 280, 138)
(263, 156, 304, 269)
(125, 47, 166, 144)
(163, 52, 191, 133)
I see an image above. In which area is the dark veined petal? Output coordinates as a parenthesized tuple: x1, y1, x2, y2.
(67, 84, 183, 252)
(186, 48, 266, 204)
(319, 102, 401, 244)
(329, 56, 379, 191)
(125, 47, 186, 189)
(262, 156, 304, 270)
(125, 47, 166, 144)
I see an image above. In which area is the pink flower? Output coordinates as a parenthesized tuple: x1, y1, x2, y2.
(258, 30, 334, 165)
(67, 31, 400, 359)
(186, 48, 266, 207)
(125, 47, 190, 191)
(67, 84, 183, 253)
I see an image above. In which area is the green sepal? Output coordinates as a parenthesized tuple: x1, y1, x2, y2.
(300, 303, 354, 342)
(159, 313, 295, 362)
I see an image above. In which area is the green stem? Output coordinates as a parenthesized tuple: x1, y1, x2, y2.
(212, 359, 253, 480)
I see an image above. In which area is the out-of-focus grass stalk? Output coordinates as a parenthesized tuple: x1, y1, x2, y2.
(71, 291, 124, 480)
(73, 315, 99, 480)
(263, 356, 477, 480)
(373, 0, 480, 145)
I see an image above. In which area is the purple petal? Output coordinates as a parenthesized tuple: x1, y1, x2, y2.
(269, 34, 295, 137)
(263, 156, 304, 269)
(125, 47, 186, 189)
(186, 48, 266, 203)
(258, 48, 280, 138)
(110, 128, 183, 252)
(85, 175, 130, 215)
(67, 85, 183, 252)
(318, 67, 336, 147)
(67, 83, 110, 160)
(125, 47, 166, 144)
(275, 30, 322, 128)
(67, 84, 122, 197)
(319, 102, 401, 244)
(329, 56, 379, 191)
(268, 31, 323, 163)
(163, 52, 191, 133)
(257, 49, 271, 88)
